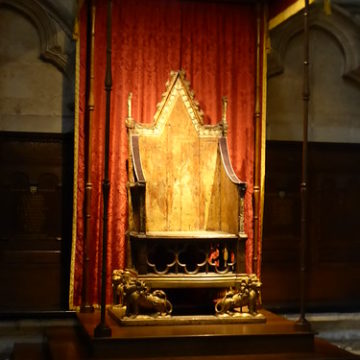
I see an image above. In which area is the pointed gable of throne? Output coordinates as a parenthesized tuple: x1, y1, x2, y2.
(131, 70, 223, 137)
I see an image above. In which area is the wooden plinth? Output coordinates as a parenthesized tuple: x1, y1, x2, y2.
(77, 310, 315, 359)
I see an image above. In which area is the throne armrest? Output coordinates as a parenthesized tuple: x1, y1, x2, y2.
(130, 135, 146, 184)
(128, 135, 146, 233)
(219, 137, 247, 240)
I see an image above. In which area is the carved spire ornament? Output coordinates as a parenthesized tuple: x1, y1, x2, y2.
(221, 96, 228, 136)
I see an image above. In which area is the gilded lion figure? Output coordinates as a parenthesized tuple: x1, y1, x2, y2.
(215, 275, 261, 316)
(112, 269, 172, 317)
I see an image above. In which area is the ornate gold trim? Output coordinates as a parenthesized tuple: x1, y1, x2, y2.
(69, 21, 81, 310)
(131, 71, 223, 137)
(259, 5, 269, 275)
(269, 0, 315, 30)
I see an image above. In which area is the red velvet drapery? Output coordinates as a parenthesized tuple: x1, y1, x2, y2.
(72, 0, 261, 307)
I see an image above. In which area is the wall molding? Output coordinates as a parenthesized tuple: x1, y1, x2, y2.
(0, 0, 73, 73)
(268, 3, 360, 85)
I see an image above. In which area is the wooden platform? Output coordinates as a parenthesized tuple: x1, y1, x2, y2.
(77, 310, 316, 359)
(7, 312, 359, 360)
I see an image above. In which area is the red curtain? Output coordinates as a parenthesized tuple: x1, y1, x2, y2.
(73, 0, 258, 306)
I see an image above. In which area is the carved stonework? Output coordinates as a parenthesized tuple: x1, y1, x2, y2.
(268, 3, 360, 85)
(0, 0, 72, 73)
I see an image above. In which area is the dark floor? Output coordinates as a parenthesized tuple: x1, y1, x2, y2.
(285, 313, 360, 356)
(1, 312, 360, 359)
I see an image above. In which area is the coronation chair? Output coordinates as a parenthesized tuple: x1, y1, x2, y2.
(114, 71, 262, 318)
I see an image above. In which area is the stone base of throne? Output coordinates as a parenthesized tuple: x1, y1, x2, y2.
(108, 306, 266, 326)
(111, 268, 265, 324)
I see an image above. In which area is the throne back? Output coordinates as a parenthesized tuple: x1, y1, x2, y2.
(126, 71, 248, 289)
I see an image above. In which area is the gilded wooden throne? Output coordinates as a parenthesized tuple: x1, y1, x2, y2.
(113, 71, 263, 319)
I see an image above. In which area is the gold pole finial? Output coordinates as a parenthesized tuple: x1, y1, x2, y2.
(127, 92, 133, 119)
(221, 96, 228, 136)
(126, 92, 134, 129)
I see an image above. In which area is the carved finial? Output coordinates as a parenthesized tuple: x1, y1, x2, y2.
(221, 96, 228, 136)
(125, 92, 134, 129)
(127, 92, 132, 118)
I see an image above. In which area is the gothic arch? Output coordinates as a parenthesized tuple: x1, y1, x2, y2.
(268, 3, 360, 85)
(0, 0, 71, 73)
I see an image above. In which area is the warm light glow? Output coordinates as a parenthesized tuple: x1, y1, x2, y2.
(269, 0, 315, 30)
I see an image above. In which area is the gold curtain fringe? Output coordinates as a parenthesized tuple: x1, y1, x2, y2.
(324, 0, 332, 15)
(259, 4, 268, 277)
(69, 17, 81, 310)
(73, 0, 86, 40)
